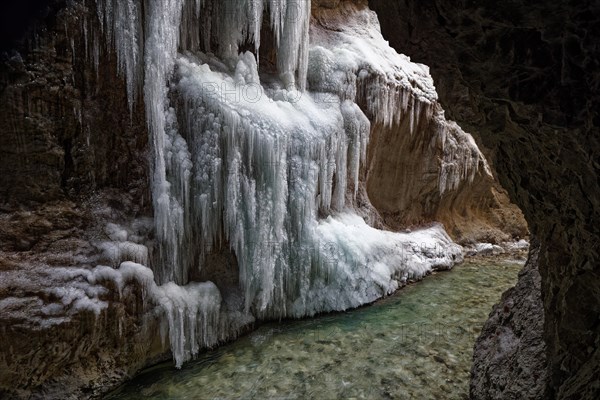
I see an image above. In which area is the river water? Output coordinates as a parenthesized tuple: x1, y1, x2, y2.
(108, 258, 521, 399)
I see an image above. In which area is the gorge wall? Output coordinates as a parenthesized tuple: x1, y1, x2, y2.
(369, 0, 600, 398)
(1, 0, 527, 398)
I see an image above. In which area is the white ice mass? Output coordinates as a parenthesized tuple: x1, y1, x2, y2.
(0, 0, 490, 368)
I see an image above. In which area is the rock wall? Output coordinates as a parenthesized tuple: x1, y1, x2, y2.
(365, 115, 526, 244)
(470, 241, 547, 399)
(0, 1, 157, 398)
(0, 0, 151, 250)
(368, 0, 600, 398)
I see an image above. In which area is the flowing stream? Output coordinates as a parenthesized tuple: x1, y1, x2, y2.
(108, 258, 521, 399)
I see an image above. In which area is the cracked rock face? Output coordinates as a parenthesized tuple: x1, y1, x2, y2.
(369, 0, 600, 398)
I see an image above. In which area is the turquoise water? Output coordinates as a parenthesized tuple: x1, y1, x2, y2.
(108, 259, 521, 399)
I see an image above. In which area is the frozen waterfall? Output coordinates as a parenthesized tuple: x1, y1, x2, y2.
(90, 0, 468, 367)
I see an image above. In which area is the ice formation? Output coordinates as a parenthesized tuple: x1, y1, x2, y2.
(0, 262, 228, 368)
(31, 0, 482, 366)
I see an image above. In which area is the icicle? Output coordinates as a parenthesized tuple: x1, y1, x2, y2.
(273, 0, 311, 90)
(143, 0, 187, 285)
(96, 0, 144, 110)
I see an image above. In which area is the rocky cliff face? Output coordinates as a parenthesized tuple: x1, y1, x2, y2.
(369, 0, 600, 398)
(0, 0, 150, 254)
(0, 2, 158, 398)
(1, 0, 527, 397)
(470, 241, 547, 399)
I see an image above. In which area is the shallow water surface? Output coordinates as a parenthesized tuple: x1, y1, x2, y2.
(108, 259, 521, 399)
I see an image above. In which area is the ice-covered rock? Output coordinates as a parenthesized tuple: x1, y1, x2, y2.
(469, 243, 505, 256)
(86, 0, 473, 368)
(504, 239, 530, 251)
